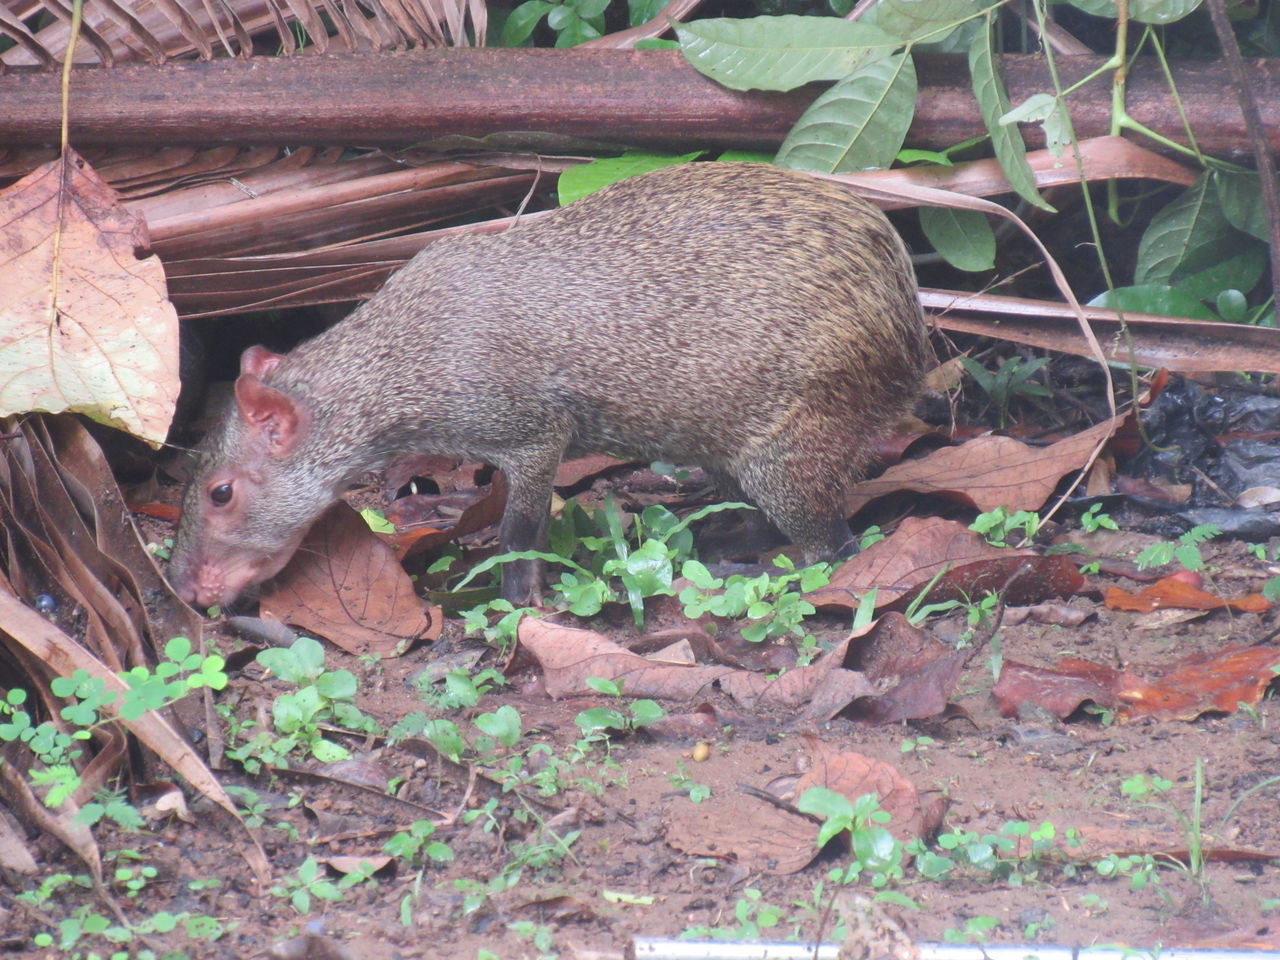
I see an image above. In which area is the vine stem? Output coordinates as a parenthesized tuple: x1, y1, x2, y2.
(1205, 0, 1280, 320)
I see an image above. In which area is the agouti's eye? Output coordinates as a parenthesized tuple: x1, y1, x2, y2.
(210, 483, 233, 506)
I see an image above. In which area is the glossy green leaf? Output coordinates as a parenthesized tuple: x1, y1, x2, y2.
(870, 0, 980, 43)
(628, 0, 665, 26)
(1088, 285, 1216, 320)
(775, 51, 917, 173)
(1134, 174, 1264, 297)
(1067, 0, 1202, 24)
(1171, 246, 1267, 300)
(676, 16, 899, 92)
(553, 13, 601, 45)
(967, 20, 1053, 211)
(1214, 169, 1271, 243)
(557, 151, 704, 204)
(499, 0, 552, 45)
(919, 206, 996, 272)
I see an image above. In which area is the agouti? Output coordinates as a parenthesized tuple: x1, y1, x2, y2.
(166, 162, 931, 609)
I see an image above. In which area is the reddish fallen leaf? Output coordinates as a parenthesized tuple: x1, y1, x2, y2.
(845, 416, 1124, 517)
(1114, 474, 1193, 503)
(554, 454, 630, 488)
(130, 502, 180, 522)
(994, 645, 1280, 721)
(841, 613, 966, 724)
(1104, 576, 1269, 614)
(665, 737, 939, 876)
(795, 736, 942, 845)
(260, 503, 442, 657)
(382, 471, 507, 559)
(808, 517, 1082, 612)
(992, 659, 1120, 719)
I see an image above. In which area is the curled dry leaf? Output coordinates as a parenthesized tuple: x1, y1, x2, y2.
(0, 151, 179, 445)
(517, 618, 882, 717)
(796, 736, 944, 845)
(381, 471, 506, 559)
(839, 612, 966, 724)
(554, 453, 630, 488)
(260, 503, 442, 657)
(994, 645, 1280, 722)
(517, 618, 738, 701)
(1001, 602, 1094, 627)
(846, 416, 1124, 518)
(1103, 576, 1270, 615)
(809, 516, 1082, 612)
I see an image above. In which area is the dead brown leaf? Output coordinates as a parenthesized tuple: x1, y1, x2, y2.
(0, 151, 179, 444)
(808, 517, 1082, 612)
(994, 645, 1280, 722)
(517, 618, 737, 701)
(664, 791, 819, 874)
(840, 613, 967, 724)
(846, 418, 1122, 518)
(260, 503, 442, 657)
(1103, 576, 1270, 614)
(795, 736, 941, 844)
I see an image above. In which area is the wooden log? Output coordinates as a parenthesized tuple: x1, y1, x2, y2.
(0, 50, 1275, 158)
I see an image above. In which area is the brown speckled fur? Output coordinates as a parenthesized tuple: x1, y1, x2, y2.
(168, 162, 931, 605)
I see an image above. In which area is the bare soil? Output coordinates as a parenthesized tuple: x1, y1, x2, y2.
(10, 531, 1280, 960)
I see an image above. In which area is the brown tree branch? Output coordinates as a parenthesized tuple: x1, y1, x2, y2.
(1, 51, 1279, 157)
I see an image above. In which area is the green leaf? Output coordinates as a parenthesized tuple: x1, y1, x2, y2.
(1214, 170, 1270, 242)
(423, 719, 465, 762)
(967, 20, 1053, 211)
(919, 206, 995, 271)
(1136, 175, 1265, 297)
(1067, 0, 1202, 24)
(775, 51, 917, 173)
(1000, 92, 1072, 157)
(870, 0, 980, 44)
(627, 0, 665, 25)
(676, 16, 900, 92)
(1172, 246, 1266, 301)
(310, 738, 350, 763)
(359, 508, 395, 534)
(473, 705, 523, 747)
(499, 0, 552, 45)
(1088, 285, 1216, 320)
(897, 148, 953, 166)
(553, 13, 602, 45)
(557, 151, 704, 205)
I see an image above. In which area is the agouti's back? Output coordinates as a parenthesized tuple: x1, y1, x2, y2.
(168, 162, 931, 608)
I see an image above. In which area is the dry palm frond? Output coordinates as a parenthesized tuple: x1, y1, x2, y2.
(0, 0, 485, 68)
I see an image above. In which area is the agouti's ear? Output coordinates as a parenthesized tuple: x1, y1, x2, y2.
(240, 345, 286, 379)
(234, 374, 309, 456)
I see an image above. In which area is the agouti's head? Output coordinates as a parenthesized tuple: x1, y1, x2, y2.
(167, 346, 333, 609)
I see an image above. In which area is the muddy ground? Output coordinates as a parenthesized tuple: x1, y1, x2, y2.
(6, 500, 1280, 960)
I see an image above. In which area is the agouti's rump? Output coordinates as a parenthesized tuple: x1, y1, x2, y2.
(166, 162, 931, 608)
